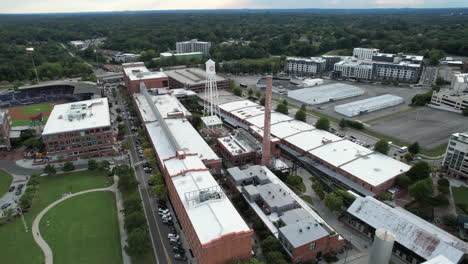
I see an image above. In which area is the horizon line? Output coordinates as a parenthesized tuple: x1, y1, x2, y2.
(1, 7, 468, 15)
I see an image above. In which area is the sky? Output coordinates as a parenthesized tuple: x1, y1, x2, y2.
(0, 0, 467, 14)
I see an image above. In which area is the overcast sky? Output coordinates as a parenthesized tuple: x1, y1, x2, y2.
(1, 0, 467, 14)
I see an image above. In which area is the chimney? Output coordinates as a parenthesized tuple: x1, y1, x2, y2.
(261, 75, 273, 167)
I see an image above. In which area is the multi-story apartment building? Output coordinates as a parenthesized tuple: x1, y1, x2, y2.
(443, 132, 468, 179)
(333, 59, 373, 80)
(176, 39, 211, 55)
(353, 48, 380, 60)
(321, 55, 345, 71)
(372, 61, 422, 84)
(42, 98, 115, 161)
(284, 57, 326, 75)
(0, 110, 12, 151)
(122, 62, 169, 94)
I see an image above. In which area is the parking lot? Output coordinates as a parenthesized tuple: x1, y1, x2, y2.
(0, 174, 28, 217)
(369, 107, 468, 149)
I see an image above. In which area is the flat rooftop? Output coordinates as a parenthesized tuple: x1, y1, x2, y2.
(165, 68, 226, 85)
(218, 130, 260, 156)
(287, 83, 365, 105)
(123, 63, 167, 81)
(42, 98, 110, 135)
(348, 196, 468, 263)
(134, 93, 191, 123)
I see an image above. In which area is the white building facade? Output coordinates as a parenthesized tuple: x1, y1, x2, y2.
(334, 60, 373, 80)
(443, 132, 468, 179)
(353, 48, 380, 60)
(285, 57, 326, 75)
(176, 39, 211, 55)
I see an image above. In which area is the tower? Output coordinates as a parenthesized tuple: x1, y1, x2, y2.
(261, 75, 273, 167)
(202, 59, 222, 129)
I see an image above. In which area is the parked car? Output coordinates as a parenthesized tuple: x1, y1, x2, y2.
(168, 233, 179, 240)
(170, 240, 182, 246)
(158, 208, 169, 215)
(162, 216, 173, 222)
(1, 203, 11, 210)
(162, 219, 174, 225)
(172, 247, 185, 254)
(17, 184, 24, 190)
(169, 237, 179, 243)
(15, 189, 22, 196)
(8, 186, 15, 192)
(174, 254, 187, 261)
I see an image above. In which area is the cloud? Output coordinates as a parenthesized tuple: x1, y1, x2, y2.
(0, 0, 467, 13)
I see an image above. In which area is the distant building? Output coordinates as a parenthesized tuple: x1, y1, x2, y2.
(122, 62, 169, 94)
(176, 39, 211, 55)
(353, 48, 380, 60)
(42, 98, 115, 161)
(227, 166, 345, 263)
(113, 53, 141, 63)
(333, 59, 373, 80)
(372, 60, 422, 84)
(442, 131, 468, 179)
(285, 57, 326, 75)
(321, 55, 344, 71)
(159, 52, 204, 61)
(0, 110, 12, 151)
(69, 40, 85, 49)
(346, 196, 468, 264)
(372, 53, 397, 63)
(430, 73, 468, 113)
(164, 67, 229, 92)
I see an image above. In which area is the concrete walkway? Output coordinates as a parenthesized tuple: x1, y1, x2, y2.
(31, 183, 129, 264)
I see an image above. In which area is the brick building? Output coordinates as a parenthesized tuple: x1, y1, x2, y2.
(165, 67, 229, 92)
(0, 110, 12, 150)
(42, 98, 115, 161)
(122, 62, 169, 94)
(133, 84, 253, 264)
(216, 128, 262, 167)
(227, 166, 345, 263)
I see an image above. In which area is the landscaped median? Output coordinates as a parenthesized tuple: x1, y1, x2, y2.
(0, 169, 13, 198)
(0, 170, 116, 264)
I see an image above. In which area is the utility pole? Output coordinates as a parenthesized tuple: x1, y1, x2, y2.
(26, 48, 39, 83)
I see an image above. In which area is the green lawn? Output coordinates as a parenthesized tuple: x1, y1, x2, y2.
(0, 170, 113, 264)
(452, 186, 468, 210)
(0, 169, 13, 198)
(40, 192, 122, 264)
(21, 103, 53, 115)
(11, 116, 48, 127)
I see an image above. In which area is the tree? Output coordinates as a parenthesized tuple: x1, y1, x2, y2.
(339, 118, 347, 129)
(409, 178, 433, 203)
(260, 97, 265, 106)
(409, 142, 420, 154)
(152, 185, 168, 200)
(125, 228, 151, 257)
(88, 159, 98, 170)
(395, 175, 412, 188)
(191, 114, 202, 129)
(315, 117, 330, 131)
(248, 88, 254, 97)
(233, 87, 242, 96)
(63, 161, 75, 172)
(149, 172, 164, 186)
(275, 103, 288, 115)
(404, 153, 414, 162)
(124, 212, 146, 232)
(255, 90, 261, 98)
(312, 180, 325, 199)
(407, 161, 431, 182)
(233, 259, 264, 264)
(463, 108, 468, 116)
(295, 109, 306, 122)
(260, 235, 281, 253)
(265, 251, 289, 264)
(123, 196, 143, 216)
(116, 115, 123, 122)
(44, 164, 56, 175)
(23, 137, 43, 149)
(374, 140, 389, 155)
(324, 193, 343, 212)
(435, 77, 445, 86)
(442, 215, 457, 229)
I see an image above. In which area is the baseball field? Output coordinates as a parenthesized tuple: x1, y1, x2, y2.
(7, 102, 58, 127)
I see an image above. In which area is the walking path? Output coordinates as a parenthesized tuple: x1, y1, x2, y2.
(31, 181, 130, 264)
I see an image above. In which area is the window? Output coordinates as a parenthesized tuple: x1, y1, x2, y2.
(309, 242, 316, 251)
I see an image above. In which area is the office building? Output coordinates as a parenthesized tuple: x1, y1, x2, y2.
(42, 98, 115, 161)
(122, 62, 169, 94)
(353, 48, 380, 60)
(176, 39, 211, 55)
(227, 166, 344, 263)
(346, 196, 468, 264)
(285, 57, 327, 75)
(442, 132, 468, 179)
(133, 85, 252, 264)
(113, 53, 141, 63)
(0, 110, 12, 150)
(333, 59, 373, 80)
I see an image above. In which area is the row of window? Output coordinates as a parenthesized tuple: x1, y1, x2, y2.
(44, 127, 111, 141)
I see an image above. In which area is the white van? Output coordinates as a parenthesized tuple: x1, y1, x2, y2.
(399, 146, 408, 153)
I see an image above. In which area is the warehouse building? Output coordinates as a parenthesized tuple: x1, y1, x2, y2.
(201, 92, 410, 196)
(333, 59, 374, 80)
(345, 196, 468, 264)
(122, 62, 169, 94)
(353, 48, 380, 60)
(0, 110, 12, 150)
(227, 166, 344, 263)
(134, 85, 253, 264)
(176, 39, 211, 55)
(334, 94, 404, 117)
(42, 98, 115, 161)
(165, 67, 229, 92)
(287, 83, 365, 105)
(442, 131, 468, 179)
(284, 57, 326, 75)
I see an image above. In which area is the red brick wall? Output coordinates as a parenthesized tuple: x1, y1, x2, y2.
(292, 234, 344, 263)
(127, 77, 169, 94)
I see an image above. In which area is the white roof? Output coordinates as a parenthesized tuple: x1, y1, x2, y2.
(42, 98, 110, 135)
(285, 130, 341, 153)
(270, 120, 315, 139)
(286, 56, 326, 63)
(229, 105, 265, 121)
(287, 83, 365, 105)
(348, 196, 468, 263)
(246, 112, 293, 128)
(219, 100, 258, 112)
(310, 140, 373, 167)
(201, 115, 223, 127)
(123, 63, 167, 81)
(134, 93, 191, 123)
(334, 94, 404, 117)
(422, 255, 455, 264)
(165, 68, 225, 85)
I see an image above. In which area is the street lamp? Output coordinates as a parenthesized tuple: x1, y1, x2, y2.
(26, 47, 39, 83)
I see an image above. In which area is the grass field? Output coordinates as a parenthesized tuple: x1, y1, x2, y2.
(452, 186, 468, 211)
(40, 192, 122, 264)
(0, 169, 13, 198)
(20, 103, 53, 115)
(11, 116, 49, 127)
(0, 170, 113, 264)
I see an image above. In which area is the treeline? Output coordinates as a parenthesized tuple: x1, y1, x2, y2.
(219, 57, 284, 74)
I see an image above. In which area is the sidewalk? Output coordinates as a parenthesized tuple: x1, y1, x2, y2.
(15, 156, 126, 170)
(113, 175, 132, 264)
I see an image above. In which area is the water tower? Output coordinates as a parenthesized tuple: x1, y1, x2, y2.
(369, 228, 396, 264)
(201, 59, 222, 128)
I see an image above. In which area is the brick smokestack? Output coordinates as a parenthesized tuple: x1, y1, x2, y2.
(261, 75, 273, 167)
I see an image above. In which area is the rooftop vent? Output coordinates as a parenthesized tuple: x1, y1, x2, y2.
(299, 229, 303, 233)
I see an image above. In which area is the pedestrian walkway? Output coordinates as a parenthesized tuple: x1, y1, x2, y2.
(31, 182, 130, 264)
